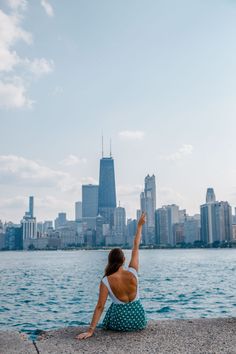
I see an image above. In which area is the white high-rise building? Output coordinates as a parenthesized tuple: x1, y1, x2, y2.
(22, 196, 37, 240)
(22, 218, 37, 239)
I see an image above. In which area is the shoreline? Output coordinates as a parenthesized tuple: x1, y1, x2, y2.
(1, 246, 236, 252)
(1, 318, 236, 354)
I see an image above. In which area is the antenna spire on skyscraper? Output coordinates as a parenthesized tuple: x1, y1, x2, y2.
(102, 133, 104, 158)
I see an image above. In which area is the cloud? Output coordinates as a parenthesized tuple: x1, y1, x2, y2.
(81, 176, 98, 185)
(0, 3, 54, 109)
(26, 58, 54, 77)
(0, 8, 32, 73)
(35, 196, 71, 211)
(158, 187, 185, 208)
(0, 78, 33, 108)
(118, 130, 145, 141)
(0, 195, 73, 222)
(60, 155, 87, 167)
(160, 144, 193, 161)
(7, 0, 27, 11)
(117, 184, 143, 197)
(51, 86, 63, 96)
(0, 155, 69, 188)
(116, 184, 144, 219)
(41, 0, 54, 17)
(0, 195, 27, 209)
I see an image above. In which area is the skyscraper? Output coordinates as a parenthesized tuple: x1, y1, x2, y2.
(98, 156, 117, 226)
(82, 184, 99, 230)
(212, 201, 232, 242)
(155, 204, 180, 246)
(114, 206, 126, 235)
(22, 196, 37, 240)
(166, 204, 180, 246)
(75, 201, 82, 221)
(206, 188, 216, 204)
(55, 212, 67, 229)
(140, 174, 156, 244)
(201, 188, 232, 244)
(184, 216, 200, 244)
(29, 196, 34, 218)
(155, 207, 169, 245)
(200, 203, 213, 244)
(24, 196, 34, 218)
(200, 188, 216, 244)
(82, 185, 98, 217)
(144, 174, 156, 227)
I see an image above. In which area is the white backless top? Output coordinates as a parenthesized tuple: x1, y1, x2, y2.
(102, 267, 139, 304)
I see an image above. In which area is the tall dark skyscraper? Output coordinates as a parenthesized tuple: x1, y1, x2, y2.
(29, 196, 34, 218)
(82, 185, 99, 217)
(98, 156, 117, 226)
(82, 184, 99, 230)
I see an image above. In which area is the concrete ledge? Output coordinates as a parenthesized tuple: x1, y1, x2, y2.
(36, 318, 236, 354)
(1, 318, 236, 353)
(0, 331, 36, 354)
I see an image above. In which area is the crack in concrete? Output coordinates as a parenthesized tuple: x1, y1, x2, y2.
(33, 340, 40, 354)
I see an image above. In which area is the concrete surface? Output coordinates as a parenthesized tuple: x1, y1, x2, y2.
(1, 318, 236, 354)
(0, 331, 35, 354)
(35, 318, 236, 354)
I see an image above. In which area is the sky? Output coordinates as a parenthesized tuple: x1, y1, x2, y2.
(1, 0, 236, 223)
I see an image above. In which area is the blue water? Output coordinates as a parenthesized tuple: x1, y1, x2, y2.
(0, 249, 236, 337)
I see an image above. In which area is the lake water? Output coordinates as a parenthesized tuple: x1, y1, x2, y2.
(0, 249, 236, 337)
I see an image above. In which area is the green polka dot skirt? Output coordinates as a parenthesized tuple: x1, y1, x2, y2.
(102, 299, 147, 332)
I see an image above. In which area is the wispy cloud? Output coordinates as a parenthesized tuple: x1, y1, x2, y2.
(118, 130, 145, 141)
(0, 195, 27, 209)
(81, 176, 98, 185)
(41, 0, 54, 17)
(7, 0, 27, 12)
(0, 2, 54, 109)
(117, 184, 143, 197)
(51, 86, 63, 96)
(0, 195, 72, 221)
(159, 187, 185, 207)
(160, 144, 193, 161)
(60, 155, 87, 167)
(0, 155, 69, 188)
(0, 6, 32, 73)
(26, 58, 54, 77)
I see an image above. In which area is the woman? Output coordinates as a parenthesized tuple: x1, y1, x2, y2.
(76, 212, 147, 340)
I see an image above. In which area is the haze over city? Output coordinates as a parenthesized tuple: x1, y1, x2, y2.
(1, 0, 236, 222)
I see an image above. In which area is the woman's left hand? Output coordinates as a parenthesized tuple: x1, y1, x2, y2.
(75, 330, 93, 340)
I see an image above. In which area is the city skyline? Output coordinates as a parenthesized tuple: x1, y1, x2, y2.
(1, 184, 236, 251)
(1, 154, 236, 224)
(1, 1, 236, 222)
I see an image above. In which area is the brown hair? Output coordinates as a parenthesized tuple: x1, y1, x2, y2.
(104, 248, 125, 277)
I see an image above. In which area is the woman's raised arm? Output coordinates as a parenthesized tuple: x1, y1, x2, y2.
(128, 212, 146, 271)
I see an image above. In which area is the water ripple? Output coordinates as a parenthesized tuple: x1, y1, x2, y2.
(0, 249, 236, 337)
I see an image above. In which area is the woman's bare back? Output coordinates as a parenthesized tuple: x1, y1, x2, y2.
(107, 269, 137, 303)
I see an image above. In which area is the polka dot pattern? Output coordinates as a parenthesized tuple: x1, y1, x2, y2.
(102, 299, 147, 332)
